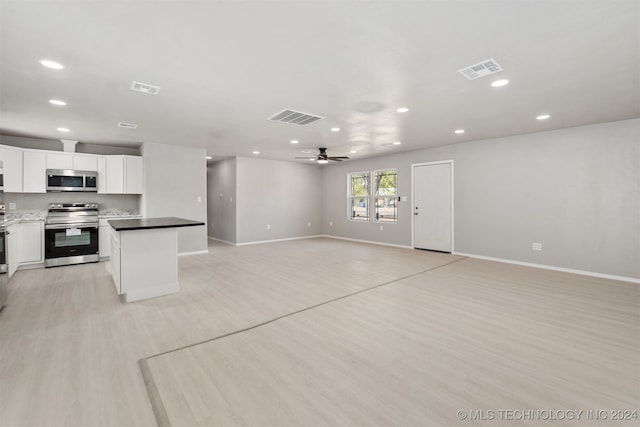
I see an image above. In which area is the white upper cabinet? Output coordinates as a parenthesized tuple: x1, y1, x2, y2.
(0, 146, 24, 192)
(73, 155, 98, 171)
(97, 156, 107, 194)
(106, 155, 143, 194)
(22, 150, 47, 193)
(124, 156, 143, 194)
(0, 144, 142, 195)
(47, 152, 98, 171)
(46, 152, 74, 170)
(106, 156, 125, 193)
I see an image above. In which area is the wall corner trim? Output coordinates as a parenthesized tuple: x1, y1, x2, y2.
(453, 252, 640, 284)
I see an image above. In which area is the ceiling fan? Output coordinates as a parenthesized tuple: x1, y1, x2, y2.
(295, 147, 349, 164)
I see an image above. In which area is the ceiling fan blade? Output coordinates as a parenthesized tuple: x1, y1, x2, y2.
(328, 156, 349, 160)
(294, 156, 317, 159)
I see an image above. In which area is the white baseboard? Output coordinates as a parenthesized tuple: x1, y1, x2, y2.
(453, 252, 640, 284)
(178, 249, 209, 257)
(16, 262, 45, 271)
(321, 235, 413, 250)
(124, 282, 180, 302)
(208, 236, 235, 246)
(235, 235, 323, 246)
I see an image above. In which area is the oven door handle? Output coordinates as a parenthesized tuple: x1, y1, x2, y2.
(45, 224, 99, 230)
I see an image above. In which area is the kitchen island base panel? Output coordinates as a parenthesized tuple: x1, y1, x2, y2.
(113, 227, 180, 302)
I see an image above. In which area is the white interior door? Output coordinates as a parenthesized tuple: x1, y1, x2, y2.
(413, 162, 452, 252)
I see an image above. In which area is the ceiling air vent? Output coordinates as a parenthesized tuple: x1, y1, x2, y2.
(130, 81, 160, 95)
(118, 122, 138, 129)
(268, 109, 324, 126)
(457, 58, 503, 80)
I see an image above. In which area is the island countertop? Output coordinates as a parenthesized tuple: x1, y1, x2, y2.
(108, 217, 205, 231)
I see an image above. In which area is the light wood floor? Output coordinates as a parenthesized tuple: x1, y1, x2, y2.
(0, 238, 637, 426)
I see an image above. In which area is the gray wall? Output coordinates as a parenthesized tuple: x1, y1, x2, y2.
(0, 135, 140, 155)
(207, 158, 237, 243)
(235, 156, 322, 244)
(322, 119, 640, 279)
(141, 142, 208, 254)
(5, 193, 139, 213)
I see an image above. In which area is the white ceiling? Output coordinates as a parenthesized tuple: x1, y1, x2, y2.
(1, 0, 638, 163)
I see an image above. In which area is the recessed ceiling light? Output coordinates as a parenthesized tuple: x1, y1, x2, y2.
(350, 150, 357, 154)
(40, 59, 64, 70)
(308, 158, 316, 161)
(396, 107, 409, 113)
(454, 129, 465, 134)
(330, 127, 340, 132)
(290, 140, 299, 144)
(317, 159, 329, 164)
(49, 99, 67, 106)
(491, 79, 510, 87)
(56, 127, 70, 132)
(206, 156, 212, 160)
(536, 114, 551, 120)
(252, 151, 260, 155)
(393, 141, 402, 145)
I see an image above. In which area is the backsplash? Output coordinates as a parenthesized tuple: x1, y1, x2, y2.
(4, 193, 141, 213)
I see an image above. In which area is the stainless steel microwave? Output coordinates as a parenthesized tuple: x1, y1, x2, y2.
(46, 169, 97, 192)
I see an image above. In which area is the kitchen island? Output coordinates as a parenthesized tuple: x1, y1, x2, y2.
(108, 217, 204, 302)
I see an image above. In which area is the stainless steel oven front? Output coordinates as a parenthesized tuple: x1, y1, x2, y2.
(44, 224, 99, 267)
(44, 203, 100, 268)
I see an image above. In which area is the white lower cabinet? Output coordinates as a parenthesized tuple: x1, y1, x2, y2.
(110, 227, 121, 294)
(17, 221, 44, 265)
(7, 224, 18, 278)
(99, 220, 111, 259)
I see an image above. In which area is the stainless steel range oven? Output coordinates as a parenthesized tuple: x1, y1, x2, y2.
(45, 203, 99, 267)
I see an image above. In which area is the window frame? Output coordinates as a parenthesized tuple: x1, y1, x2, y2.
(372, 168, 398, 223)
(348, 170, 371, 222)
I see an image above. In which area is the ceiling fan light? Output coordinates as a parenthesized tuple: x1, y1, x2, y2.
(317, 159, 329, 164)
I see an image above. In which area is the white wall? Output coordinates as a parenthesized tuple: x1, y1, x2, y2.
(207, 158, 236, 243)
(235, 157, 322, 244)
(142, 142, 208, 254)
(322, 119, 640, 279)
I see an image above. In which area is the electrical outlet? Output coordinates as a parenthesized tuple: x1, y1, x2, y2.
(267, 224, 271, 230)
(197, 196, 202, 203)
(307, 221, 311, 227)
(379, 225, 384, 231)
(9, 203, 16, 210)
(329, 221, 333, 227)
(532, 242, 542, 251)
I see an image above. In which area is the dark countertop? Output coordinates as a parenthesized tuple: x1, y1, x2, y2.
(108, 217, 205, 231)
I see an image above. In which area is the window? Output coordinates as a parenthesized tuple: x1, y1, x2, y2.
(374, 169, 397, 222)
(348, 169, 398, 222)
(349, 171, 370, 221)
